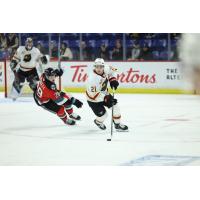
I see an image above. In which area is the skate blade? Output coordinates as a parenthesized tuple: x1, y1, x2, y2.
(69, 116, 81, 121)
(97, 126, 106, 130)
(115, 129, 129, 132)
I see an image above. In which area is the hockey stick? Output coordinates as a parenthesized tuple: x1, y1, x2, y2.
(107, 89, 115, 142)
(58, 33, 61, 90)
(58, 33, 61, 69)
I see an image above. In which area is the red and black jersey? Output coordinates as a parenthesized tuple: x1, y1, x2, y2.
(35, 74, 70, 105)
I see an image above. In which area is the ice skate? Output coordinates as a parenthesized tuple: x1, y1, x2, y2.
(94, 119, 106, 130)
(69, 113, 81, 120)
(114, 122, 128, 131)
(65, 118, 76, 125)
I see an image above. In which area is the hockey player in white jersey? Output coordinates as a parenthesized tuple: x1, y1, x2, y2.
(86, 58, 128, 131)
(9, 37, 48, 100)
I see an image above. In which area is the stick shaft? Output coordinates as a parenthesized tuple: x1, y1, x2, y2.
(110, 90, 115, 140)
(58, 33, 61, 90)
(58, 33, 61, 69)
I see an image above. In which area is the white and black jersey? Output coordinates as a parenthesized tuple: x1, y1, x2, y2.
(13, 46, 43, 72)
(86, 65, 117, 103)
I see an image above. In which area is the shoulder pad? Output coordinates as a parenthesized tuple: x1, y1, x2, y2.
(35, 47, 41, 54)
(17, 46, 24, 52)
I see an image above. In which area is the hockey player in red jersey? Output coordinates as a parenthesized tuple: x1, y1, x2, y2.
(34, 67, 83, 125)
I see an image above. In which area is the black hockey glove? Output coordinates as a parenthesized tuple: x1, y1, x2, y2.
(110, 79, 119, 90)
(71, 97, 83, 108)
(10, 60, 18, 71)
(54, 68, 64, 77)
(59, 91, 65, 96)
(23, 54, 31, 62)
(104, 94, 117, 108)
(41, 55, 48, 64)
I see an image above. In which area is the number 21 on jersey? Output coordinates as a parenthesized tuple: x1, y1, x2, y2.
(90, 86, 97, 92)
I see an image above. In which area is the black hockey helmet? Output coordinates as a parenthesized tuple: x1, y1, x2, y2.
(25, 37, 33, 50)
(44, 67, 57, 77)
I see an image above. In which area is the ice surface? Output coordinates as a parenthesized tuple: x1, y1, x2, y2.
(0, 92, 200, 165)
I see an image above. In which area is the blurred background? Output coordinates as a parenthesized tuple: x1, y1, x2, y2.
(0, 33, 180, 61)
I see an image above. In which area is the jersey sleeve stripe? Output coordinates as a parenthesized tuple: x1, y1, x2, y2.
(109, 77, 117, 82)
(86, 91, 100, 101)
(54, 97, 68, 105)
(13, 56, 20, 61)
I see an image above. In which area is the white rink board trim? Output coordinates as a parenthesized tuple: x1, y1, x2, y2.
(122, 155, 200, 166)
(50, 61, 187, 89)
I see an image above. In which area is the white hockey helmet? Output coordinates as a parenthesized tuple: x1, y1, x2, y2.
(94, 58, 105, 67)
(25, 37, 33, 50)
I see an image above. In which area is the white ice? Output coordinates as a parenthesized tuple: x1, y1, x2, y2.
(0, 92, 200, 165)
